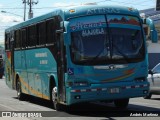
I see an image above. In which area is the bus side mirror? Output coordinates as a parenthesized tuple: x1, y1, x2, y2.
(150, 30, 158, 43)
(148, 70, 153, 75)
(64, 32, 71, 45)
(56, 29, 63, 34)
(142, 18, 158, 43)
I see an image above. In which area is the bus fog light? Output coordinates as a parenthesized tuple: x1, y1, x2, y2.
(74, 81, 88, 86)
(67, 82, 73, 87)
(143, 90, 148, 94)
(75, 95, 81, 99)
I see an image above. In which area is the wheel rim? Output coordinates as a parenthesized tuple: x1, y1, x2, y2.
(17, 82, 21, 98)
(52, 87, 57, 104)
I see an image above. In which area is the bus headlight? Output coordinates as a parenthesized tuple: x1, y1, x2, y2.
(74, 81, 89, 87)
(135, 77, 146, 82)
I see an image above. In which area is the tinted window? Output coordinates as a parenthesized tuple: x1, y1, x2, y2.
(21, 29, 27, 48)
(5, 33, 10, 50)
(37, 22, 46, 45)
(15, 30, 21, 48)
(28, 25, 37, 47)
(46, 19, 55, 44)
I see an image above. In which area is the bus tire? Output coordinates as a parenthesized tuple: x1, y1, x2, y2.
(143, 93, 152, 99)
(114, 98, 129, 109)
(16, 78, 24, 100)
(0, 74, 3, 79)
(51, 86, 61, 111)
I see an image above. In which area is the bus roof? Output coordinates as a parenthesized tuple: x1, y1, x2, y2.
(5, 5, 140, 32)
(64, 5, 139, 19)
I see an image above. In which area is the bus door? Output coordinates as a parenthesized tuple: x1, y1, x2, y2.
(56, 30, 66, 102)
(10, 32, 15, 88)
(21, 29, 27, 77)
(21, 29, 28, 93)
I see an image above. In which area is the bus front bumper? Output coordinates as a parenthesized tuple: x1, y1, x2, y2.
(66, 82, 149, 105)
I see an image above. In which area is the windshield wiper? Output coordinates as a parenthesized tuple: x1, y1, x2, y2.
(112, 42, 129, 63)
(92, 44, 109, 61)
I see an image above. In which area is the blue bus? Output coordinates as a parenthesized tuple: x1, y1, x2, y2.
(0, 46, 4, 79)
(0, 57, 4, 79)
(4, 5, 157, 110)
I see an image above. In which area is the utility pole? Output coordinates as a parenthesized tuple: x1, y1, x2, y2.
(22, 0, 26, 21)
(27, 0, 38, 19)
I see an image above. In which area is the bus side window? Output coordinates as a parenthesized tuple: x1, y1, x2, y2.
(5, 33, 10, 50)
(28, 25, 37, 47)
(15, 30, 21, 49)
(21, 29, 27, 48)
(37, 22, 46, 46)
(46, 19, 56, 44)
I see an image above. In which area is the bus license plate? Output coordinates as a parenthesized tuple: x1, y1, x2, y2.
(108, 88, 120, 94)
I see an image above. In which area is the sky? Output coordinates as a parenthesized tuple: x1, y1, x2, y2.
(0, 0, 157, 44)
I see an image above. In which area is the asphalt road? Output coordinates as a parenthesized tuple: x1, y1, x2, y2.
(0, 77, 160, 120)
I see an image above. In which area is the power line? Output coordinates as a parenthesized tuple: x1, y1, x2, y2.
(0, 0, 155, 9)
(0, 7, 24, 9)
(94, 0, 155, 8)
(110, 0, 153, 5)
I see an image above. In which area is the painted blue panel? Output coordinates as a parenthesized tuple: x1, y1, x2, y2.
(14, 48, 57, 98)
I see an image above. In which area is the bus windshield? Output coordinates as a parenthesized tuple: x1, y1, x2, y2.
(110, 28, 143, 59)
(70, 15, 144, 65)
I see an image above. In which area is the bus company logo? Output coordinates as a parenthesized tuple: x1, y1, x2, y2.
(108, 64, 115, 70)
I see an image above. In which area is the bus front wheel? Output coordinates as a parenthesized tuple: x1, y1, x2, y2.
(144, 93, 152, 99)
(16, 78, 24, 100)
(0, 74, 3, 79)
(52, 87, 61, 110)
(114, 98, 129, 109)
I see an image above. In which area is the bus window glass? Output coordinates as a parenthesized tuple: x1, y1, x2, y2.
(70, 15, 144, 65)
(28, 25, 37, 47)
(15, 30, 21, 48)
(5, 33, 10, 50)
(70, 15, 109, 64)
(107, 15, 144, 60)
(38, 22, 46, 45)
(21, 29, 26, 48)
(46, 19, 55, 44)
